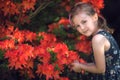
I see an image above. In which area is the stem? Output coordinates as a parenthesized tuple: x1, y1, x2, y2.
(15, 7, 22, 28)
(23, 1, 53, 23)
(29, 1, 53, 19)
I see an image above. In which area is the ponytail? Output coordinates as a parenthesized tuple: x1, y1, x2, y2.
(98, 15, 114, 34)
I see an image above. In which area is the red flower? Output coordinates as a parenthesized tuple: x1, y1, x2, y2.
(0, 39, 15, 50)
(75, 40, 92, 55)
(22, 0, 36, 12)
(58, 17, 70, 29)
(38, 32, 57, 48)
(48, 23, 59, 32)
(36, 64, 59, 80)
(59, 77, 69, 80)
(13, 28, 25, 43)
(4, 44, 34, 70)
(65, 5, 71, 12)
(23, 30, 37, 42)
(79, 35, 88, 41)
(81, 0, 104, 14)
(34, 46, 50, 64)
(53, 43, 68, 54)
(79, 58, 86, 63)
(67, 51, 79, 64)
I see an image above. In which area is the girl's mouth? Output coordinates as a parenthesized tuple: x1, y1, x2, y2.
(83, 30, 88, 33)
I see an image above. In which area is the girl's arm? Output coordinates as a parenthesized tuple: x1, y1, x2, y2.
(71, 34, 106, 73)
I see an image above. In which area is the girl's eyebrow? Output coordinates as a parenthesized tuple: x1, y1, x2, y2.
(80, 16, 87, 20)
(80, 18, 87, 22)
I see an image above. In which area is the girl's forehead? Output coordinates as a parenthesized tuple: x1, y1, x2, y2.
(74, 12, 89, 20)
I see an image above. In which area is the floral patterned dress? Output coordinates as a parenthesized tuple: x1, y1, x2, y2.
(85, 30, 120, 80)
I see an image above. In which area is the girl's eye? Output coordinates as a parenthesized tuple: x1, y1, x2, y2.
(72, 25, 79, 30)
(75, 25, 80, 29)
(81, 20, 87, 24)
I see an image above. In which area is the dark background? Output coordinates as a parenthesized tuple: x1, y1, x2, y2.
(102, 0, 120, 47)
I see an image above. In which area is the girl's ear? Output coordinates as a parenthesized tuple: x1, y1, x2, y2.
(93, 13, 98, 21)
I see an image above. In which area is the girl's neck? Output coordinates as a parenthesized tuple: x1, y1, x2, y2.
(92, 28, 103, 36)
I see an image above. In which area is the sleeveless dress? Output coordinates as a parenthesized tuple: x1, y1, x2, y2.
(87, 30, 120, 80)
(85, 30, 120, 80)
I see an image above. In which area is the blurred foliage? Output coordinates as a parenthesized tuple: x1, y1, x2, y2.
(0, 0, 92, 80)
(20, 0, 72, 32)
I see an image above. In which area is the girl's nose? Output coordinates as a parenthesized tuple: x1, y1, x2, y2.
(80, 25, 85, 30)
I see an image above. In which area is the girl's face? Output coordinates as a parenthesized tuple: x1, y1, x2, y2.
(72, 12, 98, 37)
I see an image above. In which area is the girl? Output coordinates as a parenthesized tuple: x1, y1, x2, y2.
(69, 2, 120, 80)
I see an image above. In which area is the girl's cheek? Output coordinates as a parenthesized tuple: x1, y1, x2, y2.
(76, 28, 82, 33)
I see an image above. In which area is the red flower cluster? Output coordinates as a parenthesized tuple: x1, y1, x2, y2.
(0, 0, 94, 79)
(0, 26, 87, 79)
(0, 0, 36, 16)
(4, 44, 34, 70)
(81, 0, 104, 14)
(48, 17, 70, 32)
(58, 17, 70, 28)
(75, 35, 92, 55)
(0, 18, 92, 80)
(34, 33, 81, 80)
(0, 39, 15, 50)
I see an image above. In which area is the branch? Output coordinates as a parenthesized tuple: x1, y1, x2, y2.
(29, 1, 53, 19)
(23, 1, 53, 23)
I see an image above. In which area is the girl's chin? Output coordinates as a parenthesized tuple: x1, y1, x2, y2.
(85, 35, 91, 37)
(82, 33, 92, 37)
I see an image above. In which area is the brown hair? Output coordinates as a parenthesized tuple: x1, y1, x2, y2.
(69, 2, 113, 34)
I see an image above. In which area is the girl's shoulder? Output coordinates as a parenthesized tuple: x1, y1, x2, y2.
(92, 30, 111, 43)
(91, 34, 106, 50)
(92, 33, 106, 44)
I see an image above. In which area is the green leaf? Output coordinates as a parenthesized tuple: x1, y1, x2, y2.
(64, 39, 75, 50)
(49, 51, 57, 63)
(0, 49, 5, 60)
(54, 64, 60, 71)
(52, 25, 67, 39)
